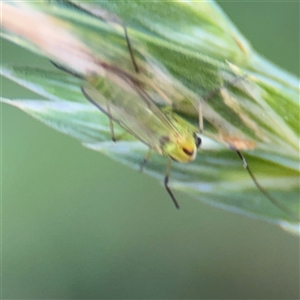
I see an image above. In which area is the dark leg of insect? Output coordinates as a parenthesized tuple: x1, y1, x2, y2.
(50, 61, 117, 143)
(235, 149, 299, 221)
(50, 61, 118, 141)
(140, 149, 152, 172)
(81, 87, 118, 142)
(123, 26, 140, 73)
(198, 101, 204, 134)
(123, 29, 180, 209)
(65, 0, 139, 74)
(123, 28, 181, 209)
(50, 60, 83, 79)
(199, 76, 299, 221)
(164, 158, 180, 209)
(105, 102, 116, 142)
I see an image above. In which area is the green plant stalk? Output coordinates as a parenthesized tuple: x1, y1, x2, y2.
(1, 1, 299, 233)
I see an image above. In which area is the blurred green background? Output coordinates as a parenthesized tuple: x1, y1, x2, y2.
(1, 2, 299, 299)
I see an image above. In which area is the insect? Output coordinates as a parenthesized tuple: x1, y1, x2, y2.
(53, 1, 299, 221)
(51, 61, 201, 209)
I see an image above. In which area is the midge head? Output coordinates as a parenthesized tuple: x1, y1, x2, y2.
(160, 132, 201, 163)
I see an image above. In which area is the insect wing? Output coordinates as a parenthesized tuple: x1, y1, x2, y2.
(83, 73, 177, 152)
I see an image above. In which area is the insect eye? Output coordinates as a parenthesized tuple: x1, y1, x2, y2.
(195, 135, 202, 148)
(182, 147, 194, 156)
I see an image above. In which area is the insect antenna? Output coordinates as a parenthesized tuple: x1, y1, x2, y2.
(235, 149, 299, 221)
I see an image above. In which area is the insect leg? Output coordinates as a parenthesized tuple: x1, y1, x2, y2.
(123, 26, 140, 73)
(140, 149, 152, 172)
(81, 87, 117, 142)
(235, 149, 299, 221)
(50, 60, 83, 79)
(198, 100, 204, 134)
(64, 0, 139, 74)
(121, 27, 183, 209)
(51, 61, 118, 140)
(164, 158, 180, 209)
(105, 102, 116, 142)
(51, 60, 118, 141)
